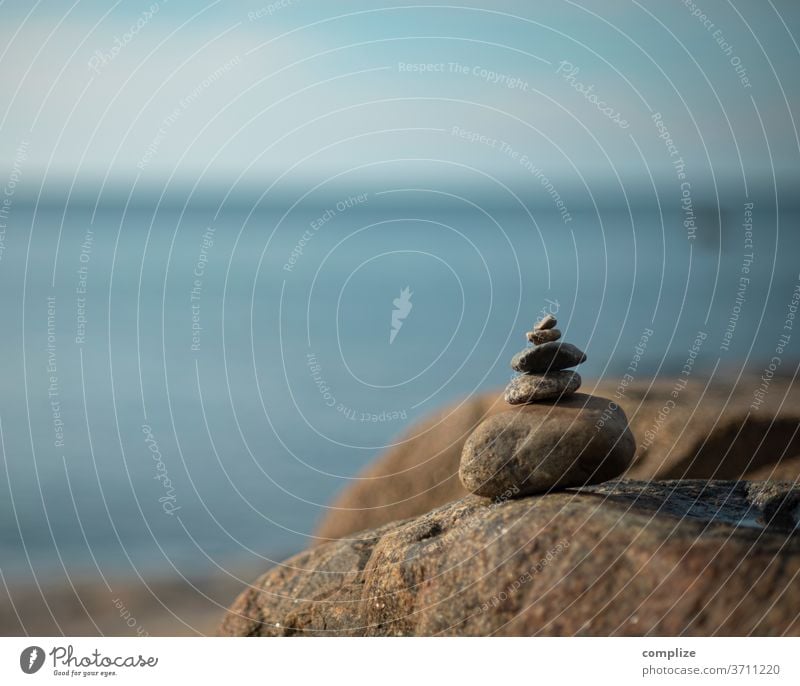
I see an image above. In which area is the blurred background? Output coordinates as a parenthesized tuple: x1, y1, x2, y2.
(0, 0, 799, 634)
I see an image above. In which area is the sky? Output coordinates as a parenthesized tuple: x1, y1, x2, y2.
(1, 0, 798, 198)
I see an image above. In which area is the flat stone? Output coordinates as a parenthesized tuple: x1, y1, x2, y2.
(511, 341, 586, 373)
(534, 314, 557, 330)
(504, 370, 581, 404)
(459, 394, 635, 498)
(527, 328, 561, 345)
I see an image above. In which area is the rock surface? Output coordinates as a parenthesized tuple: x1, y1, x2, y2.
(459, 394, 635, 497)
(503, 370, 581, 404)
(221, 480, 800, 636)
(511, 342, 587, 373)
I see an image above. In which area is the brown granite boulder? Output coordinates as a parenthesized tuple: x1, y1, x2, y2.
(220, 480, 800, 636)
(316, 377, 800, 541)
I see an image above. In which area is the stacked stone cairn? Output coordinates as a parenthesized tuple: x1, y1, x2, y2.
(459, 314, 636, 499)
(504, 314, 586, 404)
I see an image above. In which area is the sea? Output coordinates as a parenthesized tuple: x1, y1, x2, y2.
(0, 188, 798, 584)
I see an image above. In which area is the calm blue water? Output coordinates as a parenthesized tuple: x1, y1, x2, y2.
(0, 192, 798, 583)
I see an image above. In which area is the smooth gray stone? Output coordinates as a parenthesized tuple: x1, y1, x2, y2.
(534, 314, 557, 330)
(459, 394, 635, 498)
(511, 341, 586, 373)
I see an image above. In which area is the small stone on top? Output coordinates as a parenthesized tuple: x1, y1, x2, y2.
(534, 314, 557, 331)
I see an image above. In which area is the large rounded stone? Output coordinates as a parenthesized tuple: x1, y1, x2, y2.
(459, 394, 635, 498)
(511, 342, 586, 373)
(504, 371, 581, 404)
